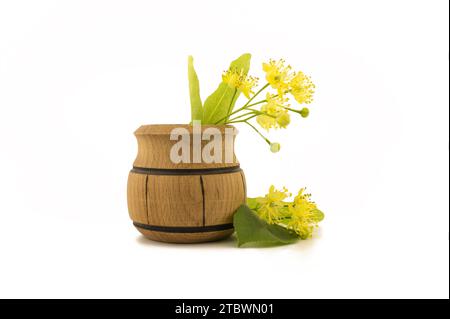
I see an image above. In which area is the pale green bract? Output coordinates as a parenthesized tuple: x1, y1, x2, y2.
(188, 56, 203, 122)
(202, 53, 251, 124)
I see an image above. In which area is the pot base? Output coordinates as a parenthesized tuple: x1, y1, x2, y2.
(135, 226, 234, 244)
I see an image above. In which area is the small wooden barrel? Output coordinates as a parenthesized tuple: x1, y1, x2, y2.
(127, 124, 246, 243)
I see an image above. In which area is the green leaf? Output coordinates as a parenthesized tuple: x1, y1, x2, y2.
(202, 53, 251, 124)
(233, 204, 299, 248)
(188, 56, 203, 122)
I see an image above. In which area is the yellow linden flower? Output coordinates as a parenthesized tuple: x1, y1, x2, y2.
(256, 114, 277, 131)
(222, 69, 258, 98)
(222, 69, 239, 87)
(239, 76, 258, 98)
(294, 188, 318, 212)
(267, 185, 290, 202)
(254, 185, 290, 223)
(287, 212, 316, 239)
(287, 188, 321, 239)
(256, 205, 282, 224)
(289, 71, 315, 104)
(256, 117, 273, 130)
(256, 93, 290, 130)
(287, 204, 318, 239)
(262, 59, 294, 97)
(262, 96, 279, 116)
(276, 112, 290, 128)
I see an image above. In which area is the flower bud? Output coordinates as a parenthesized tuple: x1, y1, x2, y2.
(300, 107, 310, 118)
(270, 142, 281, 153)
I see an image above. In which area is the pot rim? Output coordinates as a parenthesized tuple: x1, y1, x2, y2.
(135, 124, 238, 135)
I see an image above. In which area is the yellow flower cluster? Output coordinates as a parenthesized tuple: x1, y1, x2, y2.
(222, 69, 258, 98)
(254, 59, 315, 132)
(217, 56, 316, 153)
(256, 93, 291, 131)
(248, 186, 324, 239)
(262, 59, 315, 102)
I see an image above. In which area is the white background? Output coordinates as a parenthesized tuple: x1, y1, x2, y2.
(0, 0, 448, 299)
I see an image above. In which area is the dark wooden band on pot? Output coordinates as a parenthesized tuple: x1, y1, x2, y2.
(133, 222, 234, 233)
(131, 165, 242, 176)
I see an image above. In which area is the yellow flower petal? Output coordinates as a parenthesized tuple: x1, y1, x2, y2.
(289, 71, 315, 104)
(262, 59, 294, 97)
(222, 69, 258, 99)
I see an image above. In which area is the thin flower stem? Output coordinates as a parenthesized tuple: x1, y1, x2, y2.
(214, 83, 270, 124)
(224, 101, 267, 122)
(228, 111, 256, 122)
(242, 83, 270, 109)
(282, 106, 302, 114)
(244, 121, 271, 145)
(246, 108, 264, 113)
(228, 114, 258, 124)
(245, 99, 267, 108)
(228, 109, 276, 123)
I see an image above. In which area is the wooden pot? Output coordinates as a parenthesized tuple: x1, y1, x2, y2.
(127, 124, 246, 243)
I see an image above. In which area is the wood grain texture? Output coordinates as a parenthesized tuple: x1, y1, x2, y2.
(127, 124, 246, 243)
(147, 175, 203, 227)
(202, 172, 245, 226)
(133, 124, 239, 169)
(135, 228, 234, 244)
(127, 172, 148, 224)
